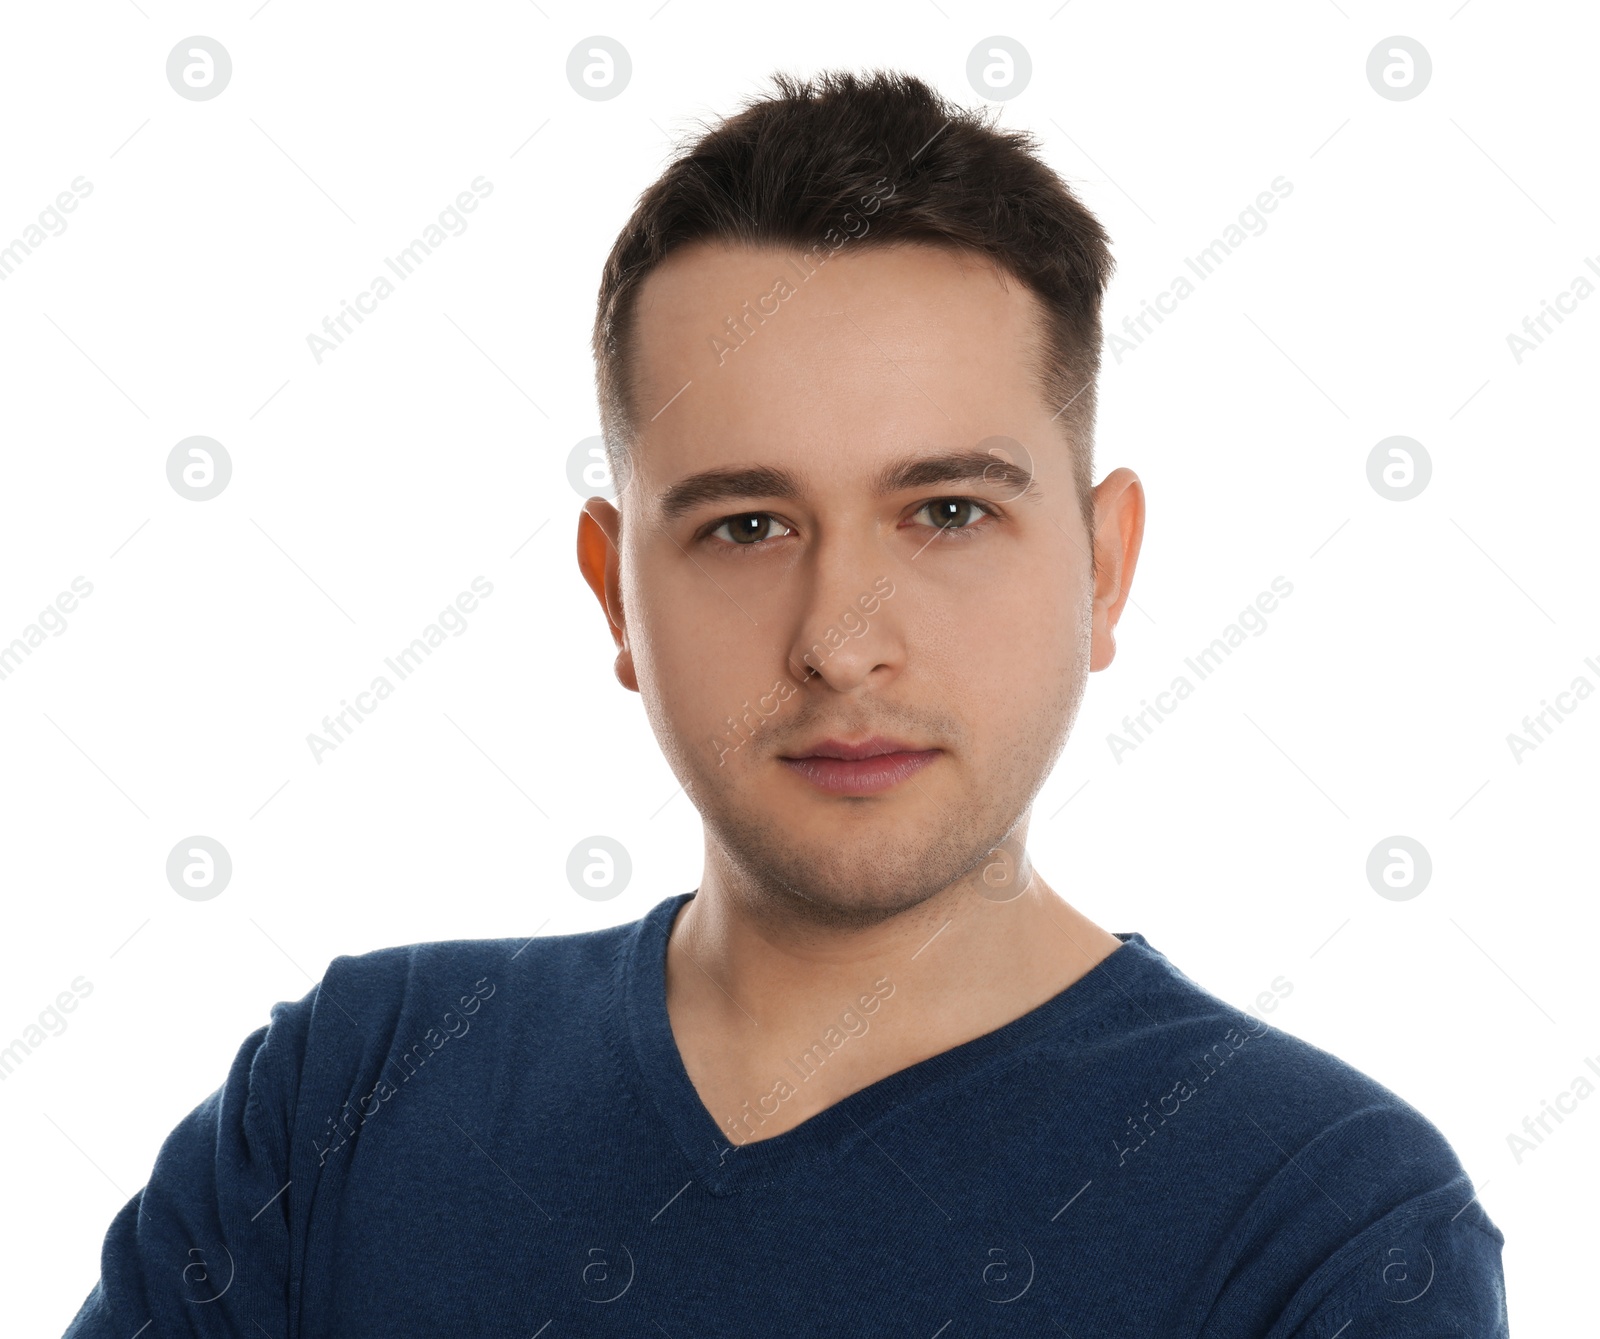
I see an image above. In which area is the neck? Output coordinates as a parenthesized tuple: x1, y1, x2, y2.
(665, 862, 1125, 1054)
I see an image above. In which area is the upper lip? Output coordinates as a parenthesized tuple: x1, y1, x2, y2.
(783, 736, 933, 761)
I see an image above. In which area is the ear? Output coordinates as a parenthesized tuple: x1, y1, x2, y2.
(1088, 468, 1146, 672)
(576, 498, 638, 692)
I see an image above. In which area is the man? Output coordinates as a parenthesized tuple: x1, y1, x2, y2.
(66, 69, 1508, 1337)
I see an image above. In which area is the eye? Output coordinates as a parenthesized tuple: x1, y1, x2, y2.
(704, 512, 795, 551)
(908, 497, 996, 538)
(700, 498, 997, 553)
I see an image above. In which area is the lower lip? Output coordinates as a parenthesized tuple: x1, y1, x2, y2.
(778, 750, 941, 795)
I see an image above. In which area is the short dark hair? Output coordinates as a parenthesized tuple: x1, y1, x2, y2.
(592, 67, 1115, 533)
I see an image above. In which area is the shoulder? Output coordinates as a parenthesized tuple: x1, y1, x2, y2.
(319, 915, 632, 1001)
(1101, 938, 1506, 1336)
(1108, 935, 1465, 1159)
(270, 908, 652, 1073)
(254, 907, 662, 1171)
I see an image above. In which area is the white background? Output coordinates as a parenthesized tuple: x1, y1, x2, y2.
(1, 2, 1594, 1333)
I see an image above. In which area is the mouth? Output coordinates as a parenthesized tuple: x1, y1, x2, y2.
(777, 736, 942, 796)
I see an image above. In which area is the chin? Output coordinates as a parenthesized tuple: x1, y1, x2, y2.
(764, 880, 937, 930)
(711, 813, 984, 929)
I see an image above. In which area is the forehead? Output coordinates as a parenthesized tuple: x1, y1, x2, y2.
(626, 240, 1058, 486)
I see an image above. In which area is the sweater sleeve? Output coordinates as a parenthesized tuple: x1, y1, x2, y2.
(1281, 1194, 1510, 1339)
(60, 982, 318, 1339)
(1188, 1099, 1510, 1339)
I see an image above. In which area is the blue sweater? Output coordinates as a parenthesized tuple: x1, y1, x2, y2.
(64, 892, 1509, 1336)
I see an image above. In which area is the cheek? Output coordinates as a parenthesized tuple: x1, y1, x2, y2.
(630, 571, 767, 734)
(912, 560, 1085, 734)
(909, 562, 1059, 673)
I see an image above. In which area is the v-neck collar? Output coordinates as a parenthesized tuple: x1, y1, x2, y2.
(613, 890, 1162, 1196)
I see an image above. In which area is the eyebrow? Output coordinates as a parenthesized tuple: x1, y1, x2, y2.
(655, 449, 1038, 522)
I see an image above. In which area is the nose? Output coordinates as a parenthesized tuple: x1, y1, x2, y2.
(783, 545, 900, 693)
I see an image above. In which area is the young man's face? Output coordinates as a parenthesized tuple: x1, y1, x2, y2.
(580, 240, 1141, 927)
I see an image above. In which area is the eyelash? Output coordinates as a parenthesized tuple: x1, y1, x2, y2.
(701, 498, 999, 554)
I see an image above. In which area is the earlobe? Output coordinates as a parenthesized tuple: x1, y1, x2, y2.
(614, 636, 638, 692)
(1090, 605, 1118, 673)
